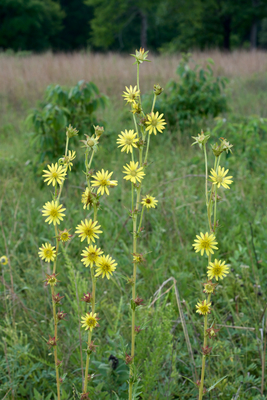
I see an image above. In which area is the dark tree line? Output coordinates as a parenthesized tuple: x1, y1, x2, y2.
(1, 0, 267, 52)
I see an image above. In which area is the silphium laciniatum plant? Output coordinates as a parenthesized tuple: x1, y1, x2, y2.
(119, 48, 165, 400)
(38, 124, 78, 399)
(191, 132, 233, 399)
(77, 125, 118, 399)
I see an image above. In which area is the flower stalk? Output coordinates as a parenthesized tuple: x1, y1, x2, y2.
(121, 49, 165, 400)
(192, 133, 233, 400)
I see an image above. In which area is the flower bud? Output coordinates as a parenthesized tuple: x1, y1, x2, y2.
(130, 48, 150, 64)
(153, 84, 163, 96)
(93, 125, 104, 138)
(66, 124, 79, 138)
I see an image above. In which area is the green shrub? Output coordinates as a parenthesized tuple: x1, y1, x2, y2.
(156, 55, 229, 131)
(26, 80, 108, 171)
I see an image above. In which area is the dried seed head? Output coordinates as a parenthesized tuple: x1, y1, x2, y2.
(52, 293, 64, 305)
(44, 273, 60, 287)
(133, 296, 144, 306)
(81, 292, 92, 304)
(125, 353, 134, 365)
(47, 335, 57, 348)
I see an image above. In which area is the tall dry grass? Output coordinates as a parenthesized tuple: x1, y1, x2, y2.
(0, 50, 267, 106)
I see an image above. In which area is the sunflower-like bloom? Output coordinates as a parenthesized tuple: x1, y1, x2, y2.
(58, 228, 72, 242)
(207, 259, 230, 281)
(117, 130, 139, 153)
(81, 188, 96, 210)
(122, 85, 140, 104)
(123, 161, 145, 184)
(81, 312, 99, 332)
(209, 166, 233, 189)
(42, 163, 66, 186)
(81, 245, 103, 268)
(39, 243, 56, 262)
(141, 195, 158, 209)
(145, 111, 166, 135)
(91, 169, 118, 196)
(61, 150, 76, 171)
(192, 232, 218, 256)
(0, 255, 8, 265)
(75, 219, 102, 243)
(95, 255, 117, 279)
(42, 201, 66, 225)
(196, 299, 212, 316)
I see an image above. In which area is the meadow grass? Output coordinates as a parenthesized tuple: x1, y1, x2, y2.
(0, 51, 267, 399)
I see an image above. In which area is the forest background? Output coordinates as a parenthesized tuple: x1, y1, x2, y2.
(1, 0, 267, 52)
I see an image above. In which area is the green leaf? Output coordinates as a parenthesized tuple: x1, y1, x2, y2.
(207, 375, 228, 392)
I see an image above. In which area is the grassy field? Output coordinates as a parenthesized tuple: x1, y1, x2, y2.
(0, 50, 267, 400)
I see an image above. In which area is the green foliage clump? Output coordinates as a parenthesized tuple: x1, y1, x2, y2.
(26, 80, 107, 169)
(157, 56, 228, 131)
(0, 0, 64, 51)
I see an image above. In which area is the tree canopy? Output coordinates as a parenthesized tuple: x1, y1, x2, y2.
(0, 0, 267, 52)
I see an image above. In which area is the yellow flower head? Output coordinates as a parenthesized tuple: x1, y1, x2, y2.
(0, 255, 8, 265)
(81, 245, 103, 268)
(141, 195, 158, 209)
(123, 161, 145, 184)
(91, 169, 118, 196)
(122, 85, 140, 104)
(202, 280, 217, 294)
(95, 255, 117, 279)
(44, 273, 60, 287)
(39, 243, 56, 262)
(117, 130, 139, 153)
(75, 219, 102, 243)
(81, 312, 99, 332)
(58, 228, 72, 242)
(210, 166, 233, 189)
(42, 201, 66, 225)
(145, 111, 166, 135)
(133, 253, 146, 264)
(81, 188, 96, 210)
(42, 163, 66, 187)
(207, 259, 230, 281)
(196, 299, 212, 316)
(60, 150, 76, 171)
(192, 232, 218, 256)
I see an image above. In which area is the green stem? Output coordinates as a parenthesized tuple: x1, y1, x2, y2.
(213, 186, 218, 233)
(133, 114, 139, 138)
(198, 293, 211, 400)
(138, 206, 145, 234)
(53, 225, 59, 274)
(151, 93, 157, 113)
(57, 137, 70, 201)
(129, 186, 141, 400)
(144, 134, 151, 164)
(83, 205, 98, 394)
(132, 183, 134, 213)
(137, 63, 140, 92)
(204, 145, 212, 232)
(51, 286, 61, 400)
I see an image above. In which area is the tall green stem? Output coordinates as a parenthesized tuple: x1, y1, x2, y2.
(199, 292, 211, 400)
(151, 93, 156, 113)
(129, 185, 141, 400)
(83, 205, 98, 393)
(144, 134, 150, 164)
(51, 286, 61, 400)
(57, 137, 69, 201)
